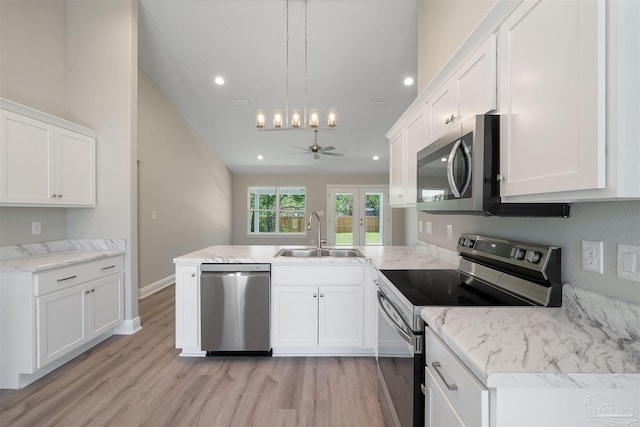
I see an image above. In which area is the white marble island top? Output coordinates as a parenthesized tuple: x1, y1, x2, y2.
(173, 243, 458, 270)
(422, 284, 640, 389)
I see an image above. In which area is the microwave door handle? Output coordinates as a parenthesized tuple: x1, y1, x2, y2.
(447, 139, 463, 198)
(447, 139, 472, 199)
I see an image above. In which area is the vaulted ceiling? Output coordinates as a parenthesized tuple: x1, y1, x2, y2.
(138, 0, 418, 175)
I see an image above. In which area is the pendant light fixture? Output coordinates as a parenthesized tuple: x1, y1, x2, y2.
(256, 0, 337, 131)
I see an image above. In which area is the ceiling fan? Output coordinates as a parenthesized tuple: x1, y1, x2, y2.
(290, 130, 345, 160)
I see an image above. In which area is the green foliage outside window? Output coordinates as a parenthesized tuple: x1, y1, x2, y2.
(249, 187, 305, 233)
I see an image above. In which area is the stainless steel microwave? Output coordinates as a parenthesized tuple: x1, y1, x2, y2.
(416, 115, 570, 217)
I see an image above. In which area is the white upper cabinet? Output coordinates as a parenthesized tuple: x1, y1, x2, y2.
(0, 101, 96, 207)
(388, 104, 426, 207)
(499, 0, 604, 198)
(500, 0, 640, 202)
(388, 127, 407, 206)
(428, 35, 497, 142)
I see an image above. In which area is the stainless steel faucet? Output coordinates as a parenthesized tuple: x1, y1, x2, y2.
(307, 211, 326, 249)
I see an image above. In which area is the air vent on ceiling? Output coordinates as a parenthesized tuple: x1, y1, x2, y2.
(230, 99, 250, 106)
(367, 100, 386, 108)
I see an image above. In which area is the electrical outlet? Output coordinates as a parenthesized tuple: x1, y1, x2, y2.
(582, 240, 603, 274)
(419, 221, 423, 233)
(31, 221, 41, 235)
(152, 210, 157, 220)
(617, 244, 640, 282)
(447, 224, 453, 240)
(426, 222, 433, 234)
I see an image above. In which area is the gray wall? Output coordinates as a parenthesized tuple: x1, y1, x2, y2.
(138, 70, 233, 288)
(0, 1, 139, 320)
(232, 174, 393, 246)
(416, 0, 640, 304)
(0, 0, 68, 246)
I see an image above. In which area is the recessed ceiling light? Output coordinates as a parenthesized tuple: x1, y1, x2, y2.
(257, 155, 264, 160)
(404, 77, 414, 86)
(214, 76, 225, 85)
(372, 155, 380, 161)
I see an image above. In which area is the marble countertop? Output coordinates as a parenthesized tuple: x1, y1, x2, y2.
(422, 284, 640, 388)
(0, 239, 126, 272)
(173, 243, 458, 270)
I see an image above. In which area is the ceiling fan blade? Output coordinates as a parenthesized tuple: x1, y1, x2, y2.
(322, 152, 345, 157)
(322, 146, 336, 151)
(288, 151, 311, 155)
(314, 153, 320, 160)
(292, 146, 309, 151)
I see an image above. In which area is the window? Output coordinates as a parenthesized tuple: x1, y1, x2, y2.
(248, 187, 306, 234)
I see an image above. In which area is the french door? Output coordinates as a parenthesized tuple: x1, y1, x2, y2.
(326, 186, 390, 246)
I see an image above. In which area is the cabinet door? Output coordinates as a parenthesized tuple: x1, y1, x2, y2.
(499, 0, 604, 197)
(456, 34, 497, 122)
(403, 106, 426, 206)
(36, 284, 89, 368)
(55, 128, 96, 206)
(0, 110, 55, 204)
(389, 129, 406, 206)
(318, 285, 363, 347)
(272, 285, 318, 347)
(175, 265, 199, 350)
(89, 274, 123, 337)
(424, 367, 466, 427)
(427, 82, 455, 142)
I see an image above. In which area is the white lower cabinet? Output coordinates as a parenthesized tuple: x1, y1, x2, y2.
(271, 264, 365, 355)
(174, 264, 203, 355)
(424, 327, 489, 427)
(36, 274, 123, 369)
(0, 255, 124, 389)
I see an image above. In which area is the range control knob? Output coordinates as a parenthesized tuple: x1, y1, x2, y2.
(458, 237, 466, 246)
(525, 250, 542, 264)
(466, 239, 476, 248)
(511, 247, 526, 260)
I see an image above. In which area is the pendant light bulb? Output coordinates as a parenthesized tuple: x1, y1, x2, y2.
(256, 110, 266, 128)
(273, 109, 283, 128)
(327, 108, 337, 127)
(309, 108, 319, 128)
(291, 109, 301, 128)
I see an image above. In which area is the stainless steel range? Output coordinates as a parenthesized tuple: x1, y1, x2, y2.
(376, 234, 562, 427)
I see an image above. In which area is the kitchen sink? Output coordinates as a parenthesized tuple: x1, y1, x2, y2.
(274, 248, 364, 258)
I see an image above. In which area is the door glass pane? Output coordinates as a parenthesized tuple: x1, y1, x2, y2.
(334, 192, 354, 246)
(364, 192, 382, 245)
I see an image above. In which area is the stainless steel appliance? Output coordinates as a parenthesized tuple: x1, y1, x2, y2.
(376, 234, 562, 427)
(200, 263, 272, 355)
(416, 115, 570, 217)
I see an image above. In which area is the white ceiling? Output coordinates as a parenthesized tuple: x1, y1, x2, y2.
(138, 0, 418, 175)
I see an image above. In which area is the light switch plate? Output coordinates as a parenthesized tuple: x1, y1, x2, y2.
(447, 224, 453, 240)
(418, 221, 423, 233)
(426, 222, 433, 234)
(617, 244, 640, 282)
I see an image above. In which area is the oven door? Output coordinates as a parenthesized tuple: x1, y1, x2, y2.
(377, 289, 423, 427)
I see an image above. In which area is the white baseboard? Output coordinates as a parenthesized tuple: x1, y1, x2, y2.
(114, 317, 142, 335)
(139, 274, 175, 299)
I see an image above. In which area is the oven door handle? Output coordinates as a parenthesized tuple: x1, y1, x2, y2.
(377, 290, 412, 345)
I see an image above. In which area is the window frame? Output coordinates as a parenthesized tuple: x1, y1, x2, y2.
(247, 186, 307, 236)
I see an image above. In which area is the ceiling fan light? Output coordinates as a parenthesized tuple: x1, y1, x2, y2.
(255, 110, 266, 128)
(291, 109, 301, 128)
(273, 109, 283, 128)
(309, 108, 319, 128)
(327, 108, 337, 127)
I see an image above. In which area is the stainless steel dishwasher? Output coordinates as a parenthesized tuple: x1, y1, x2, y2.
(200, 263, 271, 356)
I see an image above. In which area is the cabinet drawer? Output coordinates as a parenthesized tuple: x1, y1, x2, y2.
(272, 265, 363, 285)
(424, 327, 488, 427)
(35, 256, 123, 296)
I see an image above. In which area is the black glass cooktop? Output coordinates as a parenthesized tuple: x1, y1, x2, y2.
(380, 269, 533, 307)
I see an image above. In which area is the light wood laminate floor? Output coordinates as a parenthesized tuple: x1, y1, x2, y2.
(0, 286, 385, 427)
